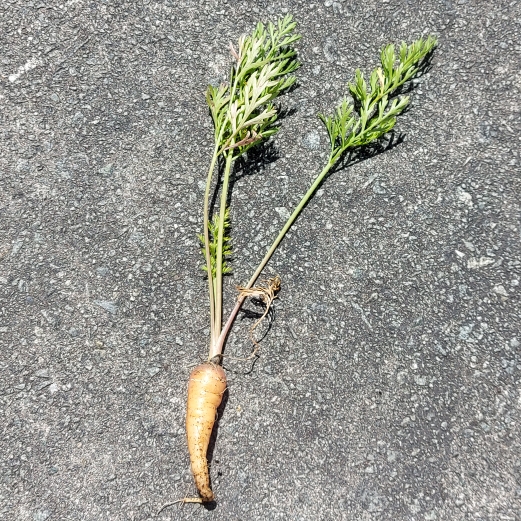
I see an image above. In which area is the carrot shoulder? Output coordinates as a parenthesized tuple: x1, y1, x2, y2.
(185, 362, 227, 502)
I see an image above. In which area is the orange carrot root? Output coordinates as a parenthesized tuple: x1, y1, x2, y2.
(185, 362, 227, 502)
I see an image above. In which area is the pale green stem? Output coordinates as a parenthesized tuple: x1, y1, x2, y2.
(212, 159, 335, 357)
(210, 152, 234, 357)
(203, 145, 220, 347)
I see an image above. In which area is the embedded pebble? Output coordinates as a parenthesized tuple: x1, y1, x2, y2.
(492, 285, 508, 297)
(94, 300, 119, 314)
(301, 132, 321, 150)
(146, 367, 161, 377)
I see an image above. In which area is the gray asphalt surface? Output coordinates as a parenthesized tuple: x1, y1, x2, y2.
(1, 1, 520, 520)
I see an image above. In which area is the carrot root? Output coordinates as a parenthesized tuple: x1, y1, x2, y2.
(185, 362, 227, 502)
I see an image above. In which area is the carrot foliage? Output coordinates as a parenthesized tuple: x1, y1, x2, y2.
(201, 16, 301, 351)
(319, 36, 437, 163)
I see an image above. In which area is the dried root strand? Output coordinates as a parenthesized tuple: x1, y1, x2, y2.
(156, 497, 205, 516)
(236, 276, 281, 353)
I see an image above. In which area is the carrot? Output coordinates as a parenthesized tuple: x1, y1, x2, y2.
(185, 362, 227, 502)
(183, 18, 299, 503)
(179, 13, 436, 507)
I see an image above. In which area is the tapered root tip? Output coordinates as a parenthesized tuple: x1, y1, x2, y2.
(182, 496, 208, 503)
(156, 495, 213, 515)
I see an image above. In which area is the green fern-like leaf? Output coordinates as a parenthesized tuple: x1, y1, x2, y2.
(206, 15, 301, 158)
(319, 35, 437, 163)
(199, 208, 232, 277)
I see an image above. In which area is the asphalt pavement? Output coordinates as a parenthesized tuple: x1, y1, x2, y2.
(1, 1, 520, 520)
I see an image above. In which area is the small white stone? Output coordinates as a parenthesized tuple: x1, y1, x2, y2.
(467, 257, 494, 269)
(492, 285, 508, 297)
